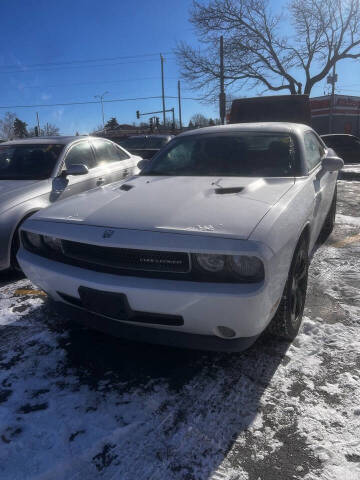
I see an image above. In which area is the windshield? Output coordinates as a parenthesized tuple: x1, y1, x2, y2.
(0, 144, 63, 180)
(141, 133, 298, 177)
(121, 137, 169, 149)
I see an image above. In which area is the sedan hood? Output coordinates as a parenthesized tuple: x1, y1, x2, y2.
(0, 179, 48, 213)
(34, 176, 294, 239)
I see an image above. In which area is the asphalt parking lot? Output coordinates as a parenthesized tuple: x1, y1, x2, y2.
(0, 178, 359, 480)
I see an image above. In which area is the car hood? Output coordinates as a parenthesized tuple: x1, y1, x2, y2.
(0, 179, 48, 212)
(34, 176, 295, 239)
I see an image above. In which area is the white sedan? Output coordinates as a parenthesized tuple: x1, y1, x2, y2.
(17, 123, 343, 351)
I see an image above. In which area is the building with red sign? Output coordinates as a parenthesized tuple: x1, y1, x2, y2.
(310, 94, 360, 136)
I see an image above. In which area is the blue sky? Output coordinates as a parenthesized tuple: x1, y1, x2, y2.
(0, 0, 359, 135)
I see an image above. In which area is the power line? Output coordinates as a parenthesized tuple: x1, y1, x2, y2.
(0, 51, 175, 71)
(11, 76, 180, 90)
(0, 57, 177, 75)
(0, 95, 201, 110)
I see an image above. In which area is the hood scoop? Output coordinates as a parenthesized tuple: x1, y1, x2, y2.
(214, 187, 244, 195)
(120, 184, 134, 191)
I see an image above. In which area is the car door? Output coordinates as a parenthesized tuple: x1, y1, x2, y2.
(51, 140, 97, 202)
(304, 131, 336, 244)
(91, 139, 136, 184)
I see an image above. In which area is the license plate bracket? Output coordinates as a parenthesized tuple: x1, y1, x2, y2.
(78, 287, 133, 321)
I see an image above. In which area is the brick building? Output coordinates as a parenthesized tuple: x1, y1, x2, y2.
(310, 94, 360, 136)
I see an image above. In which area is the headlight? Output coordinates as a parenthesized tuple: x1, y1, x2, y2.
(193, 253, 264, 283)
(228, 255, 264, 280)
(196, 253, 226, 272)
(42, 235, 62, 252)
(22, 231, 43, 250)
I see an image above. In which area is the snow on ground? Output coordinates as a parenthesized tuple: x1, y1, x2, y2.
(0, 180, 359, 480)
(335, 214, 360, 227)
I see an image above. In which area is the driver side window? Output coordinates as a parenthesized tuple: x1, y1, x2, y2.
(65, 142, 96, 170)
(304, 132, 324, 172)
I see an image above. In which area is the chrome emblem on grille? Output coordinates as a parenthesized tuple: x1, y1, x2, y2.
(103, 229, 115, 238)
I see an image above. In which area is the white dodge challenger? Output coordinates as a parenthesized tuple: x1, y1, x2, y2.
(18, 123, 343, 351)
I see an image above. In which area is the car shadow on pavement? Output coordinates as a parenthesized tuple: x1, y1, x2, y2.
(41, 301, 294, 478)
(2, 294, 321, 480)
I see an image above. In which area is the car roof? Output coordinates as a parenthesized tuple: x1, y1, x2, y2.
(178, 122, 311, 138)
(321, 134, 358, 138)
(125, 134, 173, 139)
(0, 135, 98, 146)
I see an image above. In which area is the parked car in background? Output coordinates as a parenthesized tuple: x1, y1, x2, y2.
(321, 134, 360, 164)
(18, 123, 343, 351)
(117, 134, 174, 159)
(0, 136, 140, 271)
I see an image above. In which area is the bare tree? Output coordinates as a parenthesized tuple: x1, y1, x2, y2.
(0, 112, 17, 139)
(176, 0, 360, 98)
(190, 113, 214, 126)
(43, 123, 60, 136)
(28, 123, 60, 137)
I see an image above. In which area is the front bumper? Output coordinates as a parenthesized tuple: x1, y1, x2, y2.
(18, 249, 277, 350)
(50, 300, 259, 352)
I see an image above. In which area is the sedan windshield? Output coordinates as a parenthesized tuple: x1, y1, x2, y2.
(0, 144, 64, 180)
(141, 133, 298, 177)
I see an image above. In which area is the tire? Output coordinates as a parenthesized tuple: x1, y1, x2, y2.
(10, 212, 38, 271)
(319, 186, 337, 242)
(10, 227, 22, 271)
(268, 235, 309, 340)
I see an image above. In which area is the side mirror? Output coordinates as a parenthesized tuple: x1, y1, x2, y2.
(137, 159, 150, 170)
(322, 153, 344, 172)
(62, 164, 89, 177)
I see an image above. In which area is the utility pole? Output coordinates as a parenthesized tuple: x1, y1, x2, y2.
(160, 54, 166, 126)
(171, 108, 175, 130)
(178, 80, 182, 130)
(36, 112, 40, 135)
(219, 35, 226, 125)
(94, 91, 109, 128)
(328, 64, 337, 134)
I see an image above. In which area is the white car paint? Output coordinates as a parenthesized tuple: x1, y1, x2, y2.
(0, 136, 141, 271)
(17, 123, 342, 351)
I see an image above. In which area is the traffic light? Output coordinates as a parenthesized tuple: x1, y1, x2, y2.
(136, 110, 140, 119)
(155, 117, 160, 128)
(149, 117, 154, 131)
(34, 126, 39, 136)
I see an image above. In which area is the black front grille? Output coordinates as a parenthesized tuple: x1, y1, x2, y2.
(61, 240, 190, 274)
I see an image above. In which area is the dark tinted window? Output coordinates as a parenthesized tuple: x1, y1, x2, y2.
(323, 135, 360, 147)
(93, 140, 129, 164)
(65, 142, 95, 169)
(146, 137, 169, 148)
(0, 144, 63, 180)
(141, 133, 298, 177)
(120, 137, 145, 149)
(120, 137, 169, 149)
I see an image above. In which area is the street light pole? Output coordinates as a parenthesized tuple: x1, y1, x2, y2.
(94, 91, 109, 128)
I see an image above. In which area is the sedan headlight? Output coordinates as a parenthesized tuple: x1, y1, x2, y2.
(193, 253, 264, 283)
